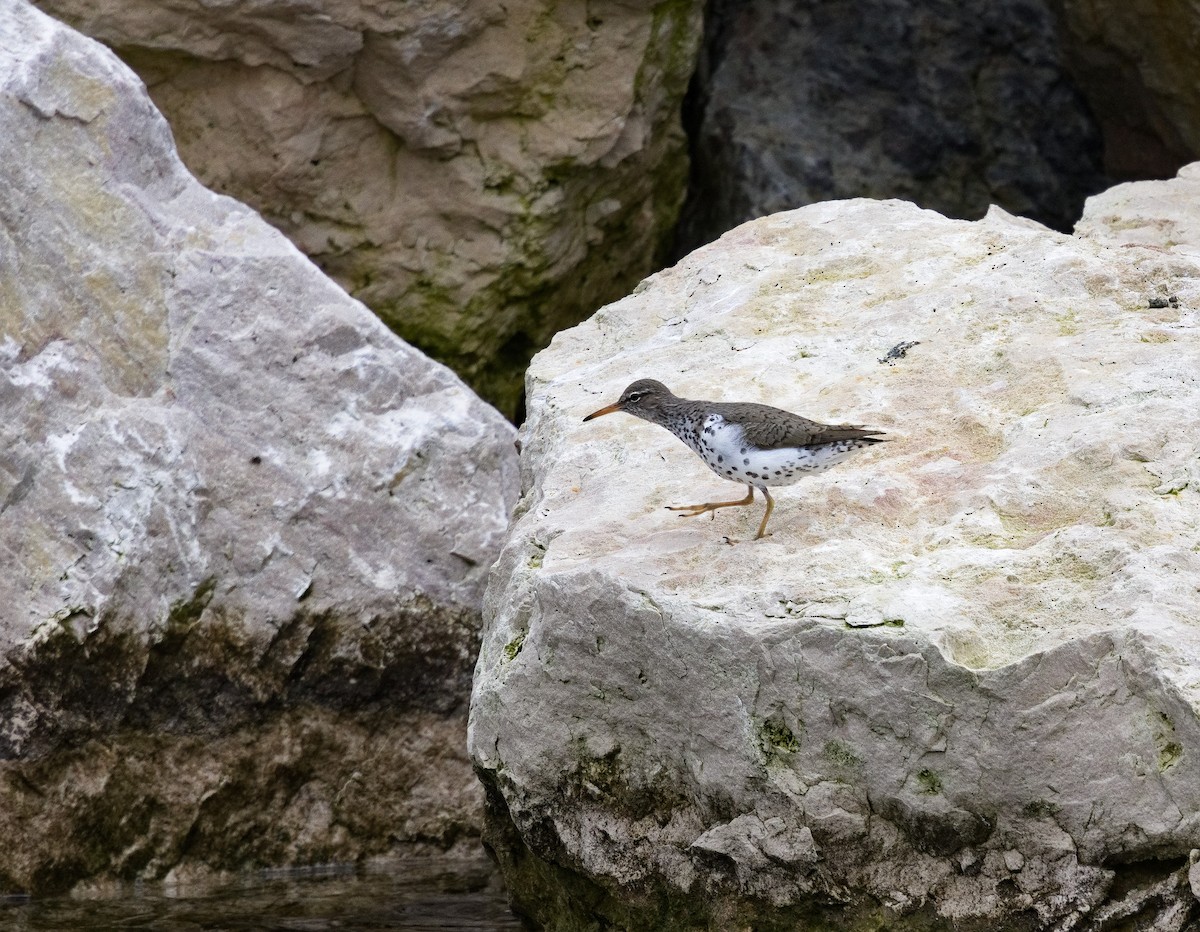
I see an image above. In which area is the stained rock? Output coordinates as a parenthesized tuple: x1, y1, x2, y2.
(470, 170, 1200, 927)
(0, 0, 517, 893)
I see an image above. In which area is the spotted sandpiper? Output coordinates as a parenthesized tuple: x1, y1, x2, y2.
(583, 379, 888, 539)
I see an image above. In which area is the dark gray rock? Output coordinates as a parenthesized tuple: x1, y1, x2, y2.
(1054, 0, 1200, 181)
(677, 0, 1108, 252)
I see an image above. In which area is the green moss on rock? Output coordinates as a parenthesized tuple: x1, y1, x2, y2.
(503, 633, 526, 662)
(759, 718, 801, 757)
(824, 739, 863, 768)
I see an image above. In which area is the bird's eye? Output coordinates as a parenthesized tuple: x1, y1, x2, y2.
(627, 392, 643, 403)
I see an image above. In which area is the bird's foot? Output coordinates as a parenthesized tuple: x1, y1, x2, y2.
(666, 503, 717, 518)
(665, 495, 755, 518)
(720, 531, 771, 544)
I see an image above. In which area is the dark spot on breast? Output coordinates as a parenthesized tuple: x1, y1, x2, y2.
(717, 455, 723, 463)
(743, 458, 750, 466)
(740, 447, 747, 455)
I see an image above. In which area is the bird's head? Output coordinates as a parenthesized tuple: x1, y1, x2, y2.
(583, 379, 674, 422)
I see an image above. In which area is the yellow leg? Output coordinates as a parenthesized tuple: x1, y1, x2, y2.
(754, 489, 775, 539)
(666, 484, 755, 518)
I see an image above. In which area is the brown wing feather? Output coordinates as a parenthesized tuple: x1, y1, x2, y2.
(711, 401, 885, 450)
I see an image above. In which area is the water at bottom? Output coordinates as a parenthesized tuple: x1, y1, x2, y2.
(1, 856, 526, 931)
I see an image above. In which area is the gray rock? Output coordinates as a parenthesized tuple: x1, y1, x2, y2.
(0, 0, 518, 892)
(471, 174, 1200, 927)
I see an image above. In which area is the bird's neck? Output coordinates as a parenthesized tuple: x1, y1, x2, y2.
(637, 395, 705, 442)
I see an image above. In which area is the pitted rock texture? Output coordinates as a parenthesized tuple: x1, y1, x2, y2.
(34, 0, 704, 419)
(0, 0, 518, 893)
(675, 0, 1108, 254)
(470, 170, 1200, 928)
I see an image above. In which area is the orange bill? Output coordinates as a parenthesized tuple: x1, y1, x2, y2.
(582, 402, 621, 422)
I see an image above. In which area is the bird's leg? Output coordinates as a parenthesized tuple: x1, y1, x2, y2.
(754, 488, 775, 539)
(667, 485, 755, 518)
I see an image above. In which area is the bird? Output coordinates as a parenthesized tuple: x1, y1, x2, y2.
(583, 378, 888, 540)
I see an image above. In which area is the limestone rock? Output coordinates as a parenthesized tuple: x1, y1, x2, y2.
(1075, 162, 1200, 254)
(676, 0, 1107, 253)
(0, 0, 518, 893)
(34, 0, 704, 418)
(470, 170, 1200, 927)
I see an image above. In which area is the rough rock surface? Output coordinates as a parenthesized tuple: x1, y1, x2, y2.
(470, 169, 1200, 927)
(675, 0, 1108, 254)
(1055, 0, 1200, 180)
(33, 0, 704, 419)
(0, 0, 518, 894)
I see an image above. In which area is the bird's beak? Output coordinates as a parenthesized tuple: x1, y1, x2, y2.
(583, 401, 621, 422)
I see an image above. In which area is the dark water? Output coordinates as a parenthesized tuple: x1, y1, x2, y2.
(1, 857, 526, 931)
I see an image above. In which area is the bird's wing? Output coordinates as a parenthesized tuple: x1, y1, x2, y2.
(726, 403, 886, 450)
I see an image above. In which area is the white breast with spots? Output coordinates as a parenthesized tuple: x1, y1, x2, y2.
(690, 414, 865, 488)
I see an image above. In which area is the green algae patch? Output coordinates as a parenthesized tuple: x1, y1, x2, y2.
(824, 739, 863, 768)
(759, 717, 801, 759)
(1152, 711, 1183, 772)
(1022, 799, 1061, 819)
(165, 577, 217, 632)
(917, 769, 943, 795)
(565, 743, 691, 824)
(503, 633, 526, 663)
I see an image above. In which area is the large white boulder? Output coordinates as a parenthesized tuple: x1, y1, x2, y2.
(33, 0, 704, 418)
(470, 170, 1200, 926)
(0, 0, 518, 893)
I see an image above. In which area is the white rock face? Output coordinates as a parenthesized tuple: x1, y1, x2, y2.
(470, 170, 1200, 926)
(32, 0, 703, 417)
(0, 0, 517, 891)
